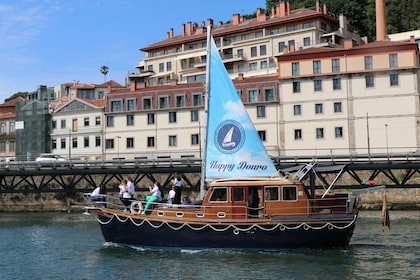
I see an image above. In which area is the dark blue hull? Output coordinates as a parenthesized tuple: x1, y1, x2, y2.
(96, 213, 357, 249)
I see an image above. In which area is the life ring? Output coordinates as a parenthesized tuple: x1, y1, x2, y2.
(130, 201, 143, 214)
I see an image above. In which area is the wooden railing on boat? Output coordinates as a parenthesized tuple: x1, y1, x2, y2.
(83, 194, 355, 220)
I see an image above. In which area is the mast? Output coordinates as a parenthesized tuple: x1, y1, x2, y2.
(200, 25, 212, 199)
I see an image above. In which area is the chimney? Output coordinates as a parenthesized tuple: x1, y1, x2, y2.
(410, 35, 415, 43)
(316, 0, 322, 12)
(182, 23, 186, 36)
(187, 22, 192, 35)
(256, 8, 266, 22)
(286, 0, 291, 15)
(238, 73, 244, 80)
(279, 1, 286, 17)
(130, 82, 136, 91)
(232, 14, 240, 25)
(167, 28, 174, 39)
(344, 38, 353, 49)
(375, 0, 387, 41)
(323, 4, 327, 14)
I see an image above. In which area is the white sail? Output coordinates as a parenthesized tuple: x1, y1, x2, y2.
(205, 35, 279, 180)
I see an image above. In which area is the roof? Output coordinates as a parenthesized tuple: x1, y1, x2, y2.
(141, 8, 336, 51)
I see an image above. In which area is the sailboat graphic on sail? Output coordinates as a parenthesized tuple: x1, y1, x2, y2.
(85, 27, 360, 249)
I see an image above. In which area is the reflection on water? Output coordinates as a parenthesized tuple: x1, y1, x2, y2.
(0, 211, 418, 280)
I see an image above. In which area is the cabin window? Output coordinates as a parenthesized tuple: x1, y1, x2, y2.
(233, 188, 245, 202)
(282, 185, 298, 201)
(264, 186, 279, 201)
(210, 188, 227, 202)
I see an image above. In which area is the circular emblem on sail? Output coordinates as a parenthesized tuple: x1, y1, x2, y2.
(214, 120, 245, 154)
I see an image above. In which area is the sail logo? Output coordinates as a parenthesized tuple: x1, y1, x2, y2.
(214, 120, 245, 154)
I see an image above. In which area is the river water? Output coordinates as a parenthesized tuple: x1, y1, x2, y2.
(0, 211, 418, 280)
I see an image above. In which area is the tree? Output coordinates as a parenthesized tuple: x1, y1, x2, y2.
(100, 65, 109, 82)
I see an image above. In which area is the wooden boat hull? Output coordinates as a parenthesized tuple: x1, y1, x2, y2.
(93, 210, 357, 249)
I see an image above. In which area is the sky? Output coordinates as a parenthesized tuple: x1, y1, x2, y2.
(0, 0, 266, 102)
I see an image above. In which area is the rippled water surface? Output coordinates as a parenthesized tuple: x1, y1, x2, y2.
(0, 211, 418, 280)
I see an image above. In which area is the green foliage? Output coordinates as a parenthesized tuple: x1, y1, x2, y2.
(5, 92, 27, 102)
(265, 0, 419, 42)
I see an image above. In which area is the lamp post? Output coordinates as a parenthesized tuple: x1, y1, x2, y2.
(116, 136, 121, 159)
(385, 124, 389, 157)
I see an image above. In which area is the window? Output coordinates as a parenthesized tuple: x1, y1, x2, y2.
(316, 128, 324, 139)
(0, 123, 5, 134)
(169, 135, 177, 146)
(282, 186, 297, 201)
(191, 134, 199, 145)
(127, 99, 136, 111)
(293, 105, 301, 115)
(278, 41, 286, 52)
(95, 116, 101, 126)
(313, 60, 321, 74)
(294, 129, 302, 140)
(143, 97, 152, 110)
(257, 106, 265, 118)
(249, 62, 257, 71)
(248, 89, 259, 103)
(332, 59, 340, 72)
(105, 139, 114, 149)
(303, 37, 310, 46)
(259, 45, 266, 56)
(258, 130, 266, 141)
(9, 122, 15, 133)
(233, 188, 245, 202)
(333, 78, 341, 90)
(61, 119, 66, 129)
(167, 61, 172, 72)
(364, 56, 373, 70)
(288, 40, 295, 49)
(210, 188, 227, 202)
(84, 137, 89, 148)
(314, 80, 322, 91)
(251, 46, 257, 57)
(159, 63, 164, 72)
(95, 136, 101, 147)
(292, 62, 300, 76)
(293, 81, 301, 93)
(315, 103, 323, 114)
(147, 137, 155, 147)
(365, 76, 374, 88)
(169, 112, 177, 123)
(260, 60, 268, 69)
(110, 100, 122, 112)
(72, 137, 78, 148)
(265, 186, 279, 201)
(389, 54, 398, 68)
(191, 110, 199, 121)
(52, 139, 57, 150)
(127, 137, 134, 148)
(176, 95, 185, 107)
(106, 116, 114, 127)
(127, 115, 134, 126)
(390, 73, 399, 86)
(159, 96, 169, 109)
(51, 120, 56, 129)
(334, 102, 342, 113)
(335, 127, 343, 138)
(264, 88, 275, 101)
(147, 113, 155, 124)
(61, 139, 66, 149)
(193, 93, 202, 106)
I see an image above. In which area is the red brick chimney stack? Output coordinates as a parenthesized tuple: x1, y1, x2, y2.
(376, 0, 387, 41)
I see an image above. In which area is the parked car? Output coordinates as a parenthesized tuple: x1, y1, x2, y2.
(35, 154, 68, 166)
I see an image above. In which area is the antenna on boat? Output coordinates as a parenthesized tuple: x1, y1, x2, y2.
(200, 24, 212, 199)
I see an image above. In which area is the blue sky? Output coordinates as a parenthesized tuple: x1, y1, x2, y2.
(0, 0, 266, 102)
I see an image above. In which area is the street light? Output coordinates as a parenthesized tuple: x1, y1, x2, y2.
(385, 124, 389, 156)
(116, 136, 121, 159)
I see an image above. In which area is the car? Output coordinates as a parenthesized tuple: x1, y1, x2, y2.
(35, 154, 68, 166)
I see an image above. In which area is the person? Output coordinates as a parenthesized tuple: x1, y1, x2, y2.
(142, 181, 162, 214)
(118, 179, 131, 211)
(248, 187, 260, 218)
(167, 186, 176, 205)
(127, 177, 136, 199)
(90, 184, 107, 207)
(173, 174, 182, 204)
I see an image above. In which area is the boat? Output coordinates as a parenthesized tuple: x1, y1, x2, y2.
(85, 28, 362, 249)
